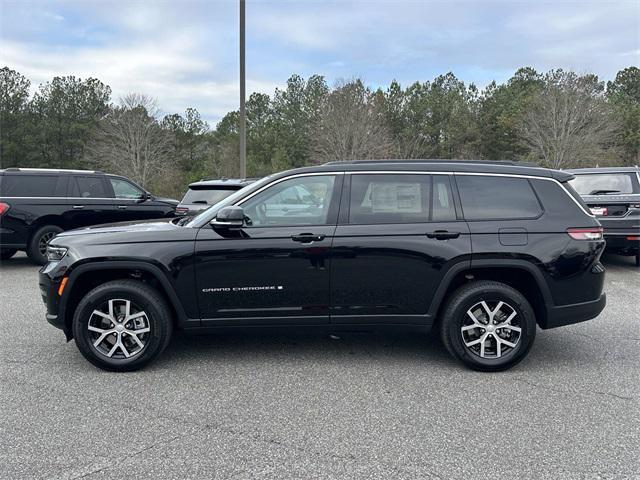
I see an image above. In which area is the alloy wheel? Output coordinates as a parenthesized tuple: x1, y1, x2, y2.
(460, 300, 522, 359)
(38, 231, 57, 256)
(87, 299, 150, 359)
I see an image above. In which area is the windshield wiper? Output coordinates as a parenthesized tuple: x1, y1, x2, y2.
(588, 189, 621, 195)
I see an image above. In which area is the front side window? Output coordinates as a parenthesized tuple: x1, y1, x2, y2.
(241, 175, 336, 226)
(109, 178, 144, 199)
(569, 173, 638, 195)
(456, 175, 542, 220)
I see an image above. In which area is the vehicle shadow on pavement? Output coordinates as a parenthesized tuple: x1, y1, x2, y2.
(158, 329, 459, 370)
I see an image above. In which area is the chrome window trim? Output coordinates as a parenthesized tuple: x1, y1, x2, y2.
(0, 197, 120, 200)
(193, 169, 597, 225)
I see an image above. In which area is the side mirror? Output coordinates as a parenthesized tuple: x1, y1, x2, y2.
(211, 206, 244, 229)
(138, 192, 152, 202)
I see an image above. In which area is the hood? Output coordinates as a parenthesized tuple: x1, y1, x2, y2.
(55, 218, 179, 239)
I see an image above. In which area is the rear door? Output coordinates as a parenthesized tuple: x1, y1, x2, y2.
(330, 173, 471, 325)
(65, 175, 117, 227)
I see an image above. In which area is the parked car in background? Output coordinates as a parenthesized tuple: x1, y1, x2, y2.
(0, 168, 178, 264)
(568, 166, 640, 266)
(39, 160, 606, 372)
(175, 178, 256, 217)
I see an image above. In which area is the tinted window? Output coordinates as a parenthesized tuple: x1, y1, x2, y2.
(70, 176, 108, 198)
(349, 174, 431, 224)
(182, 187, 240, 205)
(241, 175, 336, 226)
(457, 175, 542, 220)
(432, 175, 457, 221)
(0, 174, 67, 197)
(109, 178, 144, 199)
(569, 173, 638, 195)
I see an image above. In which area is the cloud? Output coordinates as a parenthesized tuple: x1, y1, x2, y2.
(1, 0, 637, 123)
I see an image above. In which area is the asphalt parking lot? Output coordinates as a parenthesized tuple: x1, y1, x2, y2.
(0, 253, 638, 480)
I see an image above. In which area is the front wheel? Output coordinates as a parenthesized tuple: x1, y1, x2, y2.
(72, 280, 173, 371)
(439, 281, 537, 372)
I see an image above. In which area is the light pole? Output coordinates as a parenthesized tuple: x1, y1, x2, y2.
(239, 0, 247, 178)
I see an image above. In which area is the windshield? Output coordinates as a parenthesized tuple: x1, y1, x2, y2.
(186, 175, 275, 227)
(181, 187, 240, 205)
(569, 173, 638, 195)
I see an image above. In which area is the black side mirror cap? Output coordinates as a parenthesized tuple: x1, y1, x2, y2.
(211, 206, 244, 229)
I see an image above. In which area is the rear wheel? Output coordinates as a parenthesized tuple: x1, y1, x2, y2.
(439, 280, 536, 372)
(27, 225, 63, 265)
(72, 280, 173, 371)
(0, 249, 17, 260)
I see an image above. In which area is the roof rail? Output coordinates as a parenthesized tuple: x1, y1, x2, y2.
(3, 167, 102, 174)
(322, 159, 540, 168)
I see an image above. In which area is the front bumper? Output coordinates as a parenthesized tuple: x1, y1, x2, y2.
(39, 262, 69, 333)
(544, 293, 606, 329)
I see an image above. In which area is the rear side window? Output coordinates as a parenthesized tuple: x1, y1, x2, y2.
(0, 174, 66, 197)
(456, 175, 542, 220)
(350, 174, 434, 224)
(70, 176, 109, 198)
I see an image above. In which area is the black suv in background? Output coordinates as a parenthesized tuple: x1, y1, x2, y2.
(175, 178, 255, 217)
(0, 168, 178, 264)
(39, 160, 606, 372)
(568, 167, 640, 266)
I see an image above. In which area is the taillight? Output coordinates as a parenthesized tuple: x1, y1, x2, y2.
(0, 202, 9, 216)
(627, 236, 640, 241)
(175, 207, 188, 216)
(567, 227, 603, 240)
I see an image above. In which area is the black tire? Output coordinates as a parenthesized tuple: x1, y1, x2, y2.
(439, 280, 536, 372)
(27, 225, 63, 265)
(0, 249, 17, 260)
(72, 280, 173, 372)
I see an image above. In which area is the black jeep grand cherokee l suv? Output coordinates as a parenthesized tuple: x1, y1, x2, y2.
(0, 168, 178, 264)
(39, 160, 606, 372)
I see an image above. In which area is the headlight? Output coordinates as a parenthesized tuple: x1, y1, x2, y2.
(46, 245, 68, 262)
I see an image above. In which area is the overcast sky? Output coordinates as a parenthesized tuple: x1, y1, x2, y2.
(1, 0, 638, 124)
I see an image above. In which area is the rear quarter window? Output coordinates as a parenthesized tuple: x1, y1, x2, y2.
(456, 175, 542, 220)
(0, 174, 66, 197)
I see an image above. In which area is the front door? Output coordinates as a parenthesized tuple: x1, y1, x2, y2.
(330, 173, 471, 324)
(195, 173, 343, 326)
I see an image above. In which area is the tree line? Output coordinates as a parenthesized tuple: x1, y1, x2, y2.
(1, 65, 638, 198)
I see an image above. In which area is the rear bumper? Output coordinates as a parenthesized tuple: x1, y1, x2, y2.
(543, 293, 606, 329)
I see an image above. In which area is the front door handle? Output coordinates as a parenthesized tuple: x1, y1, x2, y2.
(72, 205, 85, 209)
(291, 233, 326, 243)
(116, 205, 127, 210)
(426, 230, 460, 240)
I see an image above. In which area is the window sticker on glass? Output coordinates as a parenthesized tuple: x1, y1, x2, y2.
(369, 182, 422, 213)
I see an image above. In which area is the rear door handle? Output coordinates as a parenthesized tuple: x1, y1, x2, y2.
(426, 230, 460, 240)
(116, 205, 127, 210)
(291, 233, 326, 243)
(72, 205, 85, 209)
